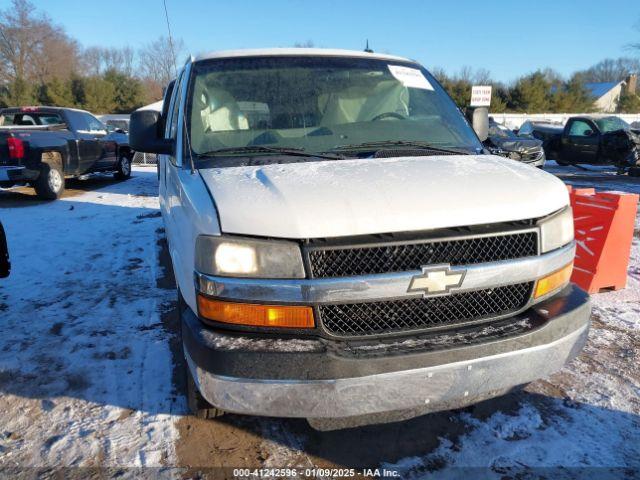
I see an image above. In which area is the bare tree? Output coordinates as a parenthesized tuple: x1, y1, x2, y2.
(293, 40, 315, 48)
(139, 36, 184, 88)
(575, 58, 640, 83)
(628, 17, 640, 52)
(81, 46, 135, 77)
(0, 0, 77, 103)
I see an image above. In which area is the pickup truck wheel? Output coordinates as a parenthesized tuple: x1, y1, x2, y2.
(186, 365, 226, 419)
(34, 158, 64, 200)
(114, 154, 132, 180)
(553, 155, 570, 166)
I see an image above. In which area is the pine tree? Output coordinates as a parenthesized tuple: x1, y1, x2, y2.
(79, 77, 116, 113)
(36, 77, 75, 107)
(103, 69, 145, 113)
(509, 72, 552, 113)
(617, 93, 640, 113)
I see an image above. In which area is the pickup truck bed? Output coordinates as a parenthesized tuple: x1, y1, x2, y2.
(0, 107, 134, 199)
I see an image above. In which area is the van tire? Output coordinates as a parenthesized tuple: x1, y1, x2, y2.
(34, 152, 65, 200)
(186, 364, 226, 419)
(178, 289, 226, 420)
(114, 154, 132, 180)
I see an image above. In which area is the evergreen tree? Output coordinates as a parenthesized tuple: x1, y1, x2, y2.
(103, 69, 145, 113)
(509, 72, 552, 113)
(550, 76, 595, 112)
(617, 93, 640, 113)
(36, 77, 75, 107)
(78, 77, 116, 113)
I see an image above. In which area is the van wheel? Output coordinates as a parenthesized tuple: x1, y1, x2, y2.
(114, 154, 132, 180)
(186, 365, 226, 419)
(178, 289, 226, 420)
(34, 153, 65, 199)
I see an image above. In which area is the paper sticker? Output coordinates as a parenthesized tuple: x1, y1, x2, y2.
(388, 65, 434, 90)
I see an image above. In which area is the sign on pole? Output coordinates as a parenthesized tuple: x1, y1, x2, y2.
(470, 85, 492, 107)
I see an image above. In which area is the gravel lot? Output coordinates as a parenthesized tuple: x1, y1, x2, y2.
(0, 164, 638, 479)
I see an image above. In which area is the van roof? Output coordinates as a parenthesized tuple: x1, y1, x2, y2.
(193, 48, 415, 64)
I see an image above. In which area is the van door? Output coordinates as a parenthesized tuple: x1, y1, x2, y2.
(161, 65, 203, 310)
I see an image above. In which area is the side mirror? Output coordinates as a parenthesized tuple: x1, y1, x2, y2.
(467, 107, 489, 142)
(130, 110, 173, 155)
(583, 129, 594, 137)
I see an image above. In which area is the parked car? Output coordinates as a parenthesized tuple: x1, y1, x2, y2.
(0, 220, 9, 278)
(0, 107, 133, 199)
(131, 48, 590, 428)
(516, 120, 565, 158)
(486, 119, 545, 167)
(549, 116, 640, 170)
(99, 115, 130, 133)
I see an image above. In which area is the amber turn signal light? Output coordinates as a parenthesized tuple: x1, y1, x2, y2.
(197, 295, 315, 328)
(534, 262, 573, 299)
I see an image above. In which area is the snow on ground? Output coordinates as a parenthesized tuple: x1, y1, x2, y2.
(0, 168, 182, 470)
(0, 162, 639, 478)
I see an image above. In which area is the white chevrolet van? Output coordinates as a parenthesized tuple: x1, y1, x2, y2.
(131, 48, 590, 427)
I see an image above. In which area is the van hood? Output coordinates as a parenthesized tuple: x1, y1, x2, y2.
(199, 155, 569, 239)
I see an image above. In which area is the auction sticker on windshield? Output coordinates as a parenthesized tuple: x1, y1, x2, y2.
(388, 65, 434, 90)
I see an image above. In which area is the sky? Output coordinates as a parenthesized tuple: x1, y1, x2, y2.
(3, 0, 640, 82)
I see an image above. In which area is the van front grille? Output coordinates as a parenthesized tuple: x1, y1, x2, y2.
(307, 231, 538, 278)
(318, 282, 534, 337)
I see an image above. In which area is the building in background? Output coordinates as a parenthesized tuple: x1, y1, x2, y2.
(586, 74, 637, 112)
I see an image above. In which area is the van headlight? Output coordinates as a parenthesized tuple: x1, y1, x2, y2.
(539, 207, 574, 253)
(195, 235, 305, 278)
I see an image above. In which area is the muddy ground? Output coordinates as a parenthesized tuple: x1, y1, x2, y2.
(1, 165, 639, 478)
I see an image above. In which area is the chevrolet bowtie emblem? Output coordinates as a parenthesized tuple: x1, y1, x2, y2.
(407, 264, 466, 296)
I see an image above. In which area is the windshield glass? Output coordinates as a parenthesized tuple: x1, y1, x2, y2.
(489, 122, 517, 139)
(595, 117, 630, 133)
(187, 56, 482, 160)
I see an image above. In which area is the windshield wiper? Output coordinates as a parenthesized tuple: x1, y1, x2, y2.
(197, 145, 345, 160)
(328, 140, 470, 155)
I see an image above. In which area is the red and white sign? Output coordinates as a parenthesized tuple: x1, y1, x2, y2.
(470, 85, 492, 107)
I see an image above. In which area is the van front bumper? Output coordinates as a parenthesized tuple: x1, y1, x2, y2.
(183, 284, 590, 419)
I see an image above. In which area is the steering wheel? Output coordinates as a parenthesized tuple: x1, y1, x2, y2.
(371, 112, 407, 122)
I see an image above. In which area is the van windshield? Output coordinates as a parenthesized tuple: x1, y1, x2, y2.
(187, 56, 482, 160)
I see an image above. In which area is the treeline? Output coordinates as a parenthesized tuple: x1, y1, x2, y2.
(2, 0, 639, 114)
(433, 57, 640, 113)
(0, 0, 183, 113)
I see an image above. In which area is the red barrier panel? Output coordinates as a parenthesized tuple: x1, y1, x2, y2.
(567, 186, 639, 293)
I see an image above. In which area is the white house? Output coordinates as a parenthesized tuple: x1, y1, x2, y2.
(585, 81, 625, 112)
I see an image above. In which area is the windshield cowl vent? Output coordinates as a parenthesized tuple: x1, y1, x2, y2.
(374, 148, 460, 158)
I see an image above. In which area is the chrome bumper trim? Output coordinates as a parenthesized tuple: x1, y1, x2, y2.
(195, 242, 575, 305)
(185, 321, 588, 418)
